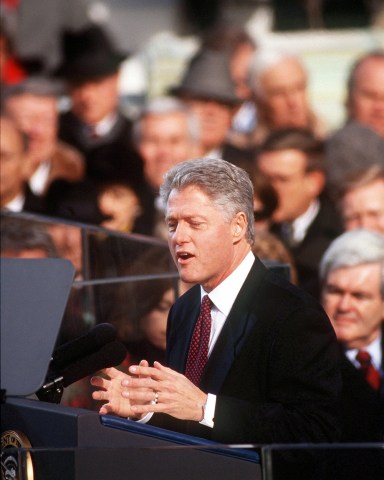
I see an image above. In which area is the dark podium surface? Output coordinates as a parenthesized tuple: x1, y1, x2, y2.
(2, 397, 261, 480)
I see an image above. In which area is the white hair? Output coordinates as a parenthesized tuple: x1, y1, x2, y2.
(133, 96, 200, 145)
(319, 229, 384, 297)
(247, 47, 305, 98)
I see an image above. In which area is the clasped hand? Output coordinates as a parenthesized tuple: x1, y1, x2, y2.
(91, 360, 207, 422)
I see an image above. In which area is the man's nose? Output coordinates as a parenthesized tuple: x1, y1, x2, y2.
(337, 293, 352, 310)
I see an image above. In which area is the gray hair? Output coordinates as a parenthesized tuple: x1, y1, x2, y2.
(319, 229, 384, 297)
(248, 47, 306, 98)
(159, 157, 255, 245)
(133, 96, 200, 145)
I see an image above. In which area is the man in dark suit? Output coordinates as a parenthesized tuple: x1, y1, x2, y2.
(91, 157, 341, 449)
(320, 228, 384, 442)
(256, 128, 343, 299)
(169, 48, 256, 174)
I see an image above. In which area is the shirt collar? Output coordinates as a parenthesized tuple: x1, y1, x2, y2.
(345, 334, 382, 371)
(3, 193, 25, 212)
(200, 251, 255, 317)
(290, 198, 320, 243)
(92, 112, 118, 136)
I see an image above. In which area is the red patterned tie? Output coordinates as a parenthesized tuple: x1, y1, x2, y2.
(356, 350, 381, 391)
(185, 295, 213, 386)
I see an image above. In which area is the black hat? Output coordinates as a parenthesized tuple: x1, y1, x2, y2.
(170, 49, 240, 105)
(55, 25, 127, 82)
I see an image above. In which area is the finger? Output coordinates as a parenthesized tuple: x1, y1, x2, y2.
(122, 388, 160, 404)
(103, 367, 125, 379)
(128, 365, 157, 377)
(99, 403, 113, 415)
(90, 376, 108, 388)
(122, 376, 157, 390)
(139, 359, 149, 367)
(92, 389, 107, 401)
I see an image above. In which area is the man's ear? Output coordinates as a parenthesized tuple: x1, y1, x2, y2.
(231, 212, 247, 240)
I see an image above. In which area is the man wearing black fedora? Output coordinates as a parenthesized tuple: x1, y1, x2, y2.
(56, 25, 145, 185)
(53, 25, 155, 234)
(170, 48, 255, 174)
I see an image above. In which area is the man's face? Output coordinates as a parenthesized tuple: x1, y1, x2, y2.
(341, 179, 384, 233)
(0, 118, 26, 206)
(69, 73, 119, 125)
(257, 149, 322, 223)
(348, 57, 384, 137)
(183, 98, 234, 153)
(5, 94, 57, 164)
(322, 263, 384, 350)
(139, 112, 195, 190)
(165, 185, 239, 292)
(257, 58, 309, 129)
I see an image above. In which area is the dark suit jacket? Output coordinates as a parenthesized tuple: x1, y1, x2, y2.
(271, 194, 343, 299)
(339, 337, 384, 442)
(58, 110, 145, 187)
(151, 257, 342, 445)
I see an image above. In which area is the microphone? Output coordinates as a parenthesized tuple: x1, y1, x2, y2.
(52, 323, 117, 369)
(60, 340, 127, 387)
(37, 340, 127, 403)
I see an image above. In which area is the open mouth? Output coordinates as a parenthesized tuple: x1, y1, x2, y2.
(177, 252, 193, 262)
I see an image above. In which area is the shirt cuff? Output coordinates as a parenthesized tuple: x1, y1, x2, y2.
(128, 412, 153, 423)
(199, 393, 216, 428)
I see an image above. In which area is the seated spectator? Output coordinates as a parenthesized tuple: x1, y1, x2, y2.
(336, 165, 384, 234)
(2, 76, 85, 196)
(133, 96, 199, 194)
(133, 96, 199, 238)
(256, 127, 343, 299)
(110, 248, 190, 366)
(345, 50, 384, 138)
(325, 50, 384, 195)
(319, 229, 384, 444)
(0, 114, 45, 213)
(169, 48, 255, 172)
(97, 180, 144, 234)
(247, 47, 327, 147)
(56, 25, 145, 189)
(200, 21, 257, 147)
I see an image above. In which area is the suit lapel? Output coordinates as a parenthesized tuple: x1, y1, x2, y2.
(200, 259, 267, 393)
(166, 286, 201, 373)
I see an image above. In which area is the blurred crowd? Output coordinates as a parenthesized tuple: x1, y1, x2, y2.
(1, 4, 384, 424)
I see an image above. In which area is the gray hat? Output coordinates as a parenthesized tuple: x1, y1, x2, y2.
(1, 76, 65, 100)
(170, 49, 240, 105)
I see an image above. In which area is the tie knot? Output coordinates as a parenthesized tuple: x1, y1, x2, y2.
(201, 295, 213, 309)
(356, 350, 372, 366)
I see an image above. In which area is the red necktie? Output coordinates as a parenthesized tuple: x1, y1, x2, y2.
(185, 295, 213, 386)
(356, 350, 381, 391)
